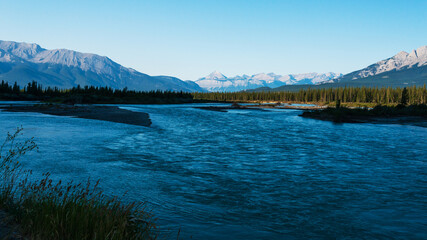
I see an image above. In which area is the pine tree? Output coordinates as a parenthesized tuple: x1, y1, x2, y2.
(401, 87, 409, 105)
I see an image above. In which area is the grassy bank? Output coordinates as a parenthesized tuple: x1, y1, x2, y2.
(0, 128, 157, 239)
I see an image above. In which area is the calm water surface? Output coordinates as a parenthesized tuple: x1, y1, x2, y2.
(1, 103, 426, 239)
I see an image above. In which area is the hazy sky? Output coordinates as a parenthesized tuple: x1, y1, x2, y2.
(1, 0, 426, 80)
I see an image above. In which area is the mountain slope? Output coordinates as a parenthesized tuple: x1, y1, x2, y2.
(194, 71, 341, 92)
(0, 40, 204, 92)
(331, 46, 427, 84)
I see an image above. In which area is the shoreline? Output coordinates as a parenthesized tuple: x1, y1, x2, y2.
(302, 112, 427, 127)
(300, 106, 427, 128)
(194, 102, 427, 128)
(0, 104, 152, 127)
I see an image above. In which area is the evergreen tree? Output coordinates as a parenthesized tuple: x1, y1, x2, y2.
(401, 87, 409, 105)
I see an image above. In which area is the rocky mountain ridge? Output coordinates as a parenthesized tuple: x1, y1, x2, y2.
(0, 40, 204, 92)
(332, 46, 427, 83)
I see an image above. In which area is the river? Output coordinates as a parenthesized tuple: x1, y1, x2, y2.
(0, 103, 426, 239)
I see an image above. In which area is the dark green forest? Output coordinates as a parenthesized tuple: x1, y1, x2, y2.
(1, 81, 427, 105)
(193, 85, 427, 105)
(0, 81, 194, 104)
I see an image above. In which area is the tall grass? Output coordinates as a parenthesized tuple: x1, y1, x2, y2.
(0, 128, 157, 239)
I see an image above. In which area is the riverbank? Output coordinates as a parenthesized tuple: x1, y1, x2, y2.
(0, 104, 152, 127)
(301, 104, 427, 127)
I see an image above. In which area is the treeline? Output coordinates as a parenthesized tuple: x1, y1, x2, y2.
(2, 80, 427, 105)
(192, 85, 427, 105)
(0, 81, 194, 104)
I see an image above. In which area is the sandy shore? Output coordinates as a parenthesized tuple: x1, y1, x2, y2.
(0, 104, 152, 127)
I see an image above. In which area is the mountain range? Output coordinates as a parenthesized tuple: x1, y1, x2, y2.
(249, 46, 427, 92)
(194, 71, 342, 92)
(1, 40, 426, 93)
(0, 40, 204, 92)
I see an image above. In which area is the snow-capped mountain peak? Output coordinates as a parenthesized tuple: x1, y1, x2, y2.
(203, 71, 227, 80)
(195, 71, 342, 92)
(252, 73, 275, 82)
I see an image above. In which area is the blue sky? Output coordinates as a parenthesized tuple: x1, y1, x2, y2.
(1, 0, 426, 80)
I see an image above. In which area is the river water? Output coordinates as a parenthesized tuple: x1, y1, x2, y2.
(0, 103, 426, 239)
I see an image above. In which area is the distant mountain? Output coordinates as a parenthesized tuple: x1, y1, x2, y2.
(249, 46, 427, 92)
(0, 40, 204, 92)
(331, 46, 427, 84)
(194, 71, 342, 92)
